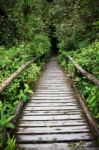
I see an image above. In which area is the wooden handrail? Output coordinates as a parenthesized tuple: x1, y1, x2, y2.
(73, 85, 99, 139)
(67, 56, 99, 86)
(0, 57, 38, 93)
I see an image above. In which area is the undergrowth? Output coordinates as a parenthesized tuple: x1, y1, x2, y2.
(58, 40, 99, 121)
(0, 33, 51, 149)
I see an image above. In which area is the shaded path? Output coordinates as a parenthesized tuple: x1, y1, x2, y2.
(15, 57, 98, 150)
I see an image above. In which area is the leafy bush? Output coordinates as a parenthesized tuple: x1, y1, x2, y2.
(0, 101, 15, 148)
(30, 34, 51, 57)
(0, 37, 50, 106)
(58, 41, 99, 120)
(74, 41, 99, 78)
(5, 135, 19, 150)
(0, 33, 51, 148)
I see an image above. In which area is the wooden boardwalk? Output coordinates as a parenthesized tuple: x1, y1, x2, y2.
(15, 57, 99, 150)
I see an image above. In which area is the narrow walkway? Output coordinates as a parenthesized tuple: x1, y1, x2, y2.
(15, 57, 98, 150)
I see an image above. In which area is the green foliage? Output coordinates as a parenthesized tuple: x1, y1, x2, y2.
(58, 41, 99, 120)
(30, 34, 51, 57)
(0, 50, 46, 105)
(0, 101, 15, 147)
(53, 0, 99, 52)
(0, 101, 15, 129)
(74, 41, 99, 78)
(0, 0, 50, 46)
(5, 135, 19, 150)
(0, 31, 51, 149)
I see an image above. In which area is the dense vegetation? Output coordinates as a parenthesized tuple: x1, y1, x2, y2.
(0, 0, 99, 149)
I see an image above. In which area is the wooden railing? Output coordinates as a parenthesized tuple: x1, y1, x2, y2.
(67, 56, 99, 86)
(67, 56, 99, 139)
(0, 57, 38, 93)
(0, 55, 45, 146)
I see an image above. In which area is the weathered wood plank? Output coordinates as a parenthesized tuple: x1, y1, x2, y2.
(26, 103, 77, 107)
(34, 92, 73, 94)
(22, 109, 81, 112)
(33, 94, 74, 97)
(31, 95, 76, 100)
(36, 90, 72, 92)
(25, 106, 79, 111)
(22, 110, 81, 115)
(16, 126, 90, 134)
(18, 120, 87, 127)
(16, 133, 94, 143)
(20, 115, 83, 121)
(28, 100, 78, 103)
(18, 142, 99, 150)
(37, 86, 71, 89)
(30, 99, 77, 102)
(18, 143, 71, 150)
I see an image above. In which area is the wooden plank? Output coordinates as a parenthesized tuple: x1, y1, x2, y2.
(23, 109, 81, 112)
(37, 86, 70, 88)
(39, 79, 67, 81)
(37, 85, 70, 87)
(18, 120, 87, 127)
(22, 110, 81, 115)
(38, 83, 68, 85)
(34, 92, 73, 94)
(39, 82, 67, 84)
(31, 95, 74, 98)
(38, 82, 69, 84)
(16, 126, 90, 134)
(20, 115, 82, 121)
(18, 143, 71, 150)
(29, 100, 78, 103)
(36, 89, 72, 92)
(30, 99, 77, 102)
(26, 103, 77, 107)
(33, 93, 74, 95)
(18, 142, 99, 150)
(25, 106, 79, 111)
(25, 107, 79, 111)
(22, 111, 82, 116)
(16, 133, 94, 143)
(31, 97, 76, 100)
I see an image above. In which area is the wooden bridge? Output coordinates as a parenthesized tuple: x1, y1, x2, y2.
(14, 57, 99, 150)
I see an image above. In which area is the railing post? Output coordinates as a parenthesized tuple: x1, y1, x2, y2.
(72, 67, 77, 81)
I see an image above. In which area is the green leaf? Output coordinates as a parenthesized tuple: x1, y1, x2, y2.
(0, 101, 3, 109)
(6, 115, 15, 123)
(6, 123, 15, 129)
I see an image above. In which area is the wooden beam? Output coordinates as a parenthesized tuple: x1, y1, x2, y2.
(73, 85, 99, 139)
(68, 56, 99, 86)
(0, 57, 37, 93)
